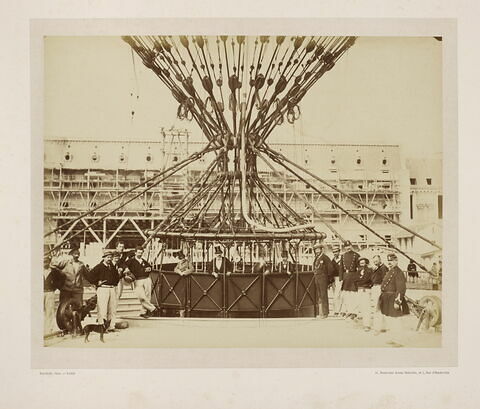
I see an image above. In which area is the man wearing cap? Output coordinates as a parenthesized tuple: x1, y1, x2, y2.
(355, 257, 374, 331)
(276, 251, 294, 274)
(126, 246, 157, 318)
(174, 250, 194, 276)
(339, 240, 360, 318)
(49, 248, 88, 309)
(88, 250, 120, 328)
(313, 243, 333, 319)
(207, 247, 233, 278)
(330, 246, 343, 315)
(375, 253, 409, 339)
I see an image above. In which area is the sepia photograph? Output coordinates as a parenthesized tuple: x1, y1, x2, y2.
(0, 0, 475, 405)
(41, 31, 446, 352)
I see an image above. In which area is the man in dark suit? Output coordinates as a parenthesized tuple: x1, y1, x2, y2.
(275, 251, 293, 274)
(313, 243, 333, 319)
(407, 259, 418, 282)
(339, 240, 360, 318)
(356, 257, 374, 331)
(207, 246, 233, 278)
(371, 254, 389, 332)
(330, 245, 342, 315)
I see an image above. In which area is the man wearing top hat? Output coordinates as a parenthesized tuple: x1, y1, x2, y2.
(88, 250, 120, 328)
(313, 243, 333, 319)
(339, 240, 360, 318)
(276, 250, 294, 274)
(207, 246, 233, 278)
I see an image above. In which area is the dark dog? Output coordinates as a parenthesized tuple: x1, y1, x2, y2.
(78, 295, 98, 321)
(72, 295, 98, 336)
(84, 321, 108, 343)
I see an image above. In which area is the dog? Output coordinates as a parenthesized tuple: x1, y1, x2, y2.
(78, 295, 98, 321)
(84, 321, 108, 343)
(71, 295, 98, 336)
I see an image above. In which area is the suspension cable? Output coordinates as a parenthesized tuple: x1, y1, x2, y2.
(263, 147, 430, 272)
(44, 143, 214, 238)
(264, 146, 442, 250)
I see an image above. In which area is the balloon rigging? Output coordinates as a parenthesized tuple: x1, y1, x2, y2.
(44, 35, 441, 272)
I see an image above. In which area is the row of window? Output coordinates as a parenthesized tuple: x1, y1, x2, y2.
(63, 152, 179, 163)
(410, 178, 433, 186)
(305, 158, 389, 166)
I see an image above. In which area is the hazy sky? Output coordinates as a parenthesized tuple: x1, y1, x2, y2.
(45, 36, 442, 157)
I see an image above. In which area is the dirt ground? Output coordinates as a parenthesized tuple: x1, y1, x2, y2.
(45, 313, 440, 349)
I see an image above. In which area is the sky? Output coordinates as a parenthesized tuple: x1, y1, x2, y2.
(44, 36, 443, 158)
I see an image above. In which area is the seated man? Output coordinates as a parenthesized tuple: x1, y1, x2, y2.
(174, 251, 194, 276)
(206, 246, 233, 278)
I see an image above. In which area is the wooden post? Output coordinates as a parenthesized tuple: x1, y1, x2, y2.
(102, 219, 106, 245)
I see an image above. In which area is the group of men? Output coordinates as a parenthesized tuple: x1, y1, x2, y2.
(48, 242, 160, 334)
(312, 240, 409, 334)
(47, 239, 410, 335)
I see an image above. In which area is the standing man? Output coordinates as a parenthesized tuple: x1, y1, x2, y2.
(407, 259, 418, 283)
(371, 254, 389, 332)
(88, 250, 120, 330)
(50, 248, 89, 310)
(313, 243, 333, 319)
(43, 256, 57, 336)
(356, 257, 373, 331)
(110, 251, 128, 331)
(114, 241, 130, 300)
(339, 240, 360, 318)
(330, 246, 342, 316)
(376, 253, 409, 340)
(207, 247, 233, 278)
(277, 250, 294, 274)
(126, 246, 158, 318)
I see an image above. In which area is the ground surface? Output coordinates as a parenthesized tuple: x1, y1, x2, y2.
(45, 288, 441, 348)
(45, 313, 440, 349)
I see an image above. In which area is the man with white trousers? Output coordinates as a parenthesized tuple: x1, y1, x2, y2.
(89, 250, 120, 331)
(126, 246, 158, 318)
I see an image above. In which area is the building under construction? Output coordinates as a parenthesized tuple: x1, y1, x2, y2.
(44, 128, 442, 267)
